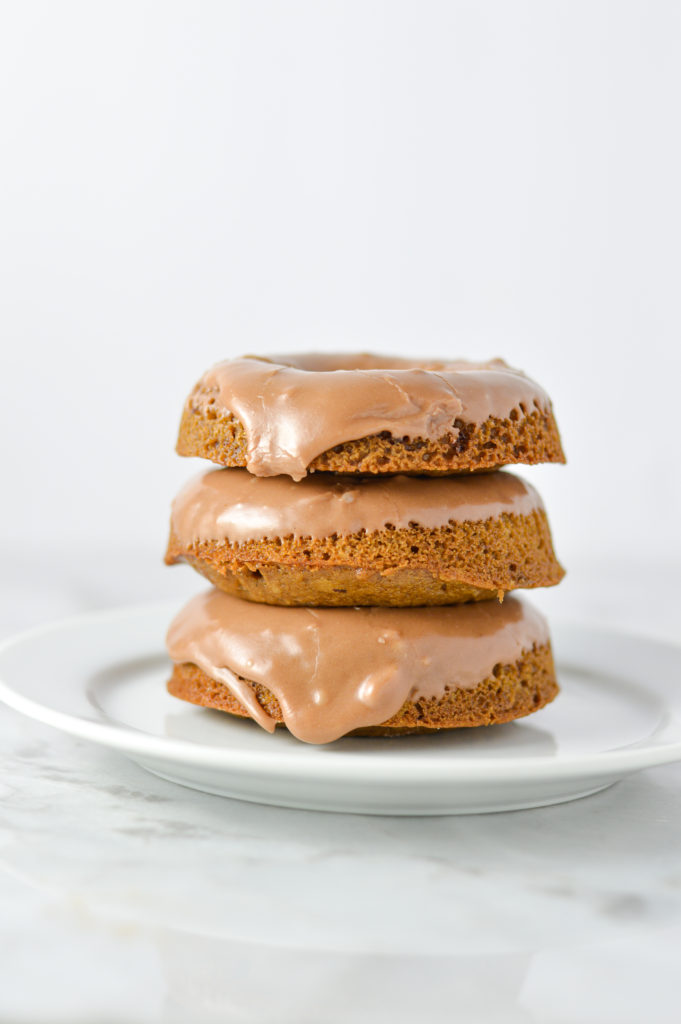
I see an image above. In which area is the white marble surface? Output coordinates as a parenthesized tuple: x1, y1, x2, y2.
(1, 548, 681, 1023)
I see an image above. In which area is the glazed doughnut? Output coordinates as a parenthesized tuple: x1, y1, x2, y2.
(166, 590, 558, 743)
(165, 468, 564, 606)
(176, 353, 565, 480)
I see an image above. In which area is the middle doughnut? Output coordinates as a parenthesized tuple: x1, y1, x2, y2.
(165, 468, 564, 607)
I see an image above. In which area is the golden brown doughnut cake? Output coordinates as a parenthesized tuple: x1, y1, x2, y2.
(176, 353, 565, 480)
(165, 468, 564, 606)
(166, 590, 558, 743)
(168, 648, 558, 736)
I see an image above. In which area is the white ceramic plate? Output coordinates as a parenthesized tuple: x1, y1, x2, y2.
(0, 603, 680, 815)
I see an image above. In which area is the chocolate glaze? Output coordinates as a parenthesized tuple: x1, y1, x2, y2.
(185, 353, 552, 479)
(170, 468, 544, 545)
(166, 590, 549, 743)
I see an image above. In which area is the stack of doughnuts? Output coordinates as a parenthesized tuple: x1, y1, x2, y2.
(165, 354, 565, 743)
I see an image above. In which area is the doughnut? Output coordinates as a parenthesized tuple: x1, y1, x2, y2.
(166, 589, 558, 743)
(176, 353, 565, 480)
(165, 468, 564, 606)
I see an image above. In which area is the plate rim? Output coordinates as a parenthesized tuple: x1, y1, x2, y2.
(1, 601, 680, 781)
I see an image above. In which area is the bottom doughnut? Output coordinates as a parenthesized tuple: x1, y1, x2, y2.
(165, 590, 558, 742)
(168, 644, 558, 736)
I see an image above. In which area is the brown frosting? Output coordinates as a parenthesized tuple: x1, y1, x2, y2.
(170, 467, 544, 545)
(166, 590, 549, 743)
(185, 353, 553, 479)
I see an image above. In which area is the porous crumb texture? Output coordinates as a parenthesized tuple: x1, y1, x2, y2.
(176, 403, 566, 475)
(167, 643, 558, 734)
(165, 509, 564, 606)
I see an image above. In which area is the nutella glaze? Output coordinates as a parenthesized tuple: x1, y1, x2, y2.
(185, 353, 553, 479)
(166, 590, 550, 743)
(170, 468, 544, 546)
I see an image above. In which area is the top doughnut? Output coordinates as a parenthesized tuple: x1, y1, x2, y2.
(176, 353, 565, 480)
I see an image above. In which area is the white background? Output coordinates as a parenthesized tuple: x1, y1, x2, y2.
(1, 1, 680, 615)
